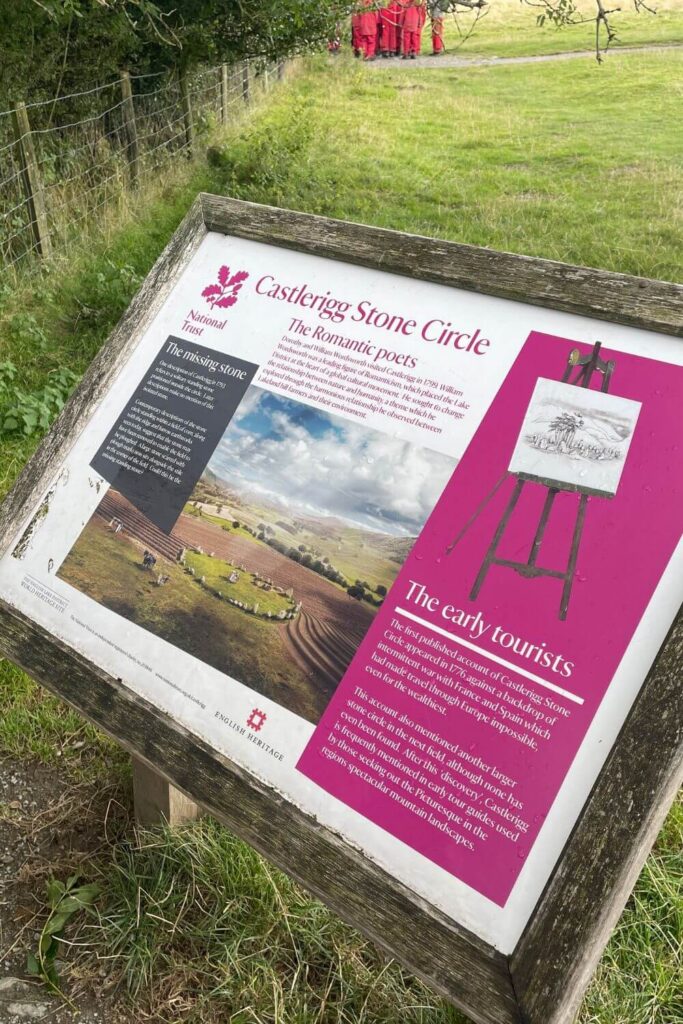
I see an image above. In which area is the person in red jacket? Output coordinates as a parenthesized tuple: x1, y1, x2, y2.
(379, 2, 402, 58)
(357, 0, 379, 61)
(417, 0, 427, 51)
(351, 10, 363, 57)
(400, 0, 424, 59)
(429, 2, 445, 55)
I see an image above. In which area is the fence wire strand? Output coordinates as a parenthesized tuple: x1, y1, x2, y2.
(1, 61, 283, 276)
(29, 98, 129, 137)
(35, 123, 126, 169)
(0, 80, 120, 120)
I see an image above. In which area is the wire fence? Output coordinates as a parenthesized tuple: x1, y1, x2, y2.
(0, 60, 285, 280)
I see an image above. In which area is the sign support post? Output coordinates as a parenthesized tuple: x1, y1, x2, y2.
(132, 758, 200, 827)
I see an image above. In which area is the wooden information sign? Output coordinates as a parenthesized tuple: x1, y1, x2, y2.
(0, 195, 680, 1024)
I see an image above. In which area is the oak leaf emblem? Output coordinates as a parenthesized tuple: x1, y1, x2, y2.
(201, 265, 249, 309)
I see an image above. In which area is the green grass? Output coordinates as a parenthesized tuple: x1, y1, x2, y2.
(437, 0, 683, 57)
(73, 818, 469, 1024)
(1, 44, 681, 1024)
(215, 52, 683, 281)
(63, 803, 683, 1024)
(185, 550, 292, 615)
(185, 502, 257, 539)
(0, 661, 127, 781)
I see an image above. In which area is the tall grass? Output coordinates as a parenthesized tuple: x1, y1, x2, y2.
(74, 819, 466, 1024)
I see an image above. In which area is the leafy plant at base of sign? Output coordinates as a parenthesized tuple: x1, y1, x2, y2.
(27, 874, 101, 1006)
(201, 265, 249, 309)
(0, 361, 79, 437)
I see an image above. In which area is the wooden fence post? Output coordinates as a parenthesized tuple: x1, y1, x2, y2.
(278, 60, 285, 82)
(132, 757, 199, 827)
(120, 71, 139, 189)
(179, 68, 195, 156)
(12, 102, 51, 259)
(241, 61, 250, 105)
(221, 63, 230, 126)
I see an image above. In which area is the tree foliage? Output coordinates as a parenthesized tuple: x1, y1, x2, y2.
(0, 0, 660, 108)
(144, 0, 347, 70)
(0, 0, 343, 106)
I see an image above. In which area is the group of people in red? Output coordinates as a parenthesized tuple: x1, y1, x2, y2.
(351, 1, 445, 61)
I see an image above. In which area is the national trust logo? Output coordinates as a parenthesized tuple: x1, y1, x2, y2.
(201, 264, 249, 310)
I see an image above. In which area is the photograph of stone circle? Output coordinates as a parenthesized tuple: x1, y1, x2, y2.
(58, 387, 457, 723)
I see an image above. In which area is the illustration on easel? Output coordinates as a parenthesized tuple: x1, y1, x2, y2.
(447, 343, 641, 621)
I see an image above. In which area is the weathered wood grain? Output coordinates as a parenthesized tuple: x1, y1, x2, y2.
(132, 756, 200, 826)
(511, 610, 683, 1024)
(120, 72, 140, 190)
(13, 102, 51, 258)
(200, 194, 683, 337)
(0, 599, 520, 1024)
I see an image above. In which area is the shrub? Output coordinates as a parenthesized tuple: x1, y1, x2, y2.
(0, 361, 79, 437)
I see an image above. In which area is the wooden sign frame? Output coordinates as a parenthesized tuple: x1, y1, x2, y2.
(0, 194, 680, 1024)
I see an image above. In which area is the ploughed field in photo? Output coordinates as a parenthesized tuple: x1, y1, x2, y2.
(58, 489, 388, 723)
(172, 512, 372, 689)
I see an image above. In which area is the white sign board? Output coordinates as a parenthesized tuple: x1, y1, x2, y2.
(0, 198, 680, 1024)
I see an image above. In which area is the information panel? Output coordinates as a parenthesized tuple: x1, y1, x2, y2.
(1, 226, 680, 951)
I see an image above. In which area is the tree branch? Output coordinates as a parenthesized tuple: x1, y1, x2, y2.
(523, 0, 657, 62)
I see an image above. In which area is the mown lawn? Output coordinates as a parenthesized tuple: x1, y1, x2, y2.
(437, 0, 683, 57)
(216, 51, 683, 280)
(0, 41, 681, 1024)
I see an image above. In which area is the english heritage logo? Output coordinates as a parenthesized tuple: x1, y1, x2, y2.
(202, 264, 250, 310)
(247, 708, 267, 732)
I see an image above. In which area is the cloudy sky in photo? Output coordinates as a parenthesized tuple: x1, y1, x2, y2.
(205, 387, 457, 536)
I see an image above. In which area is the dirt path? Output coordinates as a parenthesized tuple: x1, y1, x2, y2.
(0, 757, 133, 1023)
(368, 42, 683, 70)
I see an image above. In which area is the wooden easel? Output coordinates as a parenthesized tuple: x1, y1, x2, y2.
(467, 343, 615, 621)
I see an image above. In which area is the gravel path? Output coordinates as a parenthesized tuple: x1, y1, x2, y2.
(367, 42, 683, 70)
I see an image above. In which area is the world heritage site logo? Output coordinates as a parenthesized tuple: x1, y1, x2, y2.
(201, 264, 249, 310)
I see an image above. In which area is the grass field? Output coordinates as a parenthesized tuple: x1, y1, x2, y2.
(185, 502, 258, 540)
(0, 30, 681, 1024)
(184, 551, 293, 616)
(216, 51, 683, 281)
(436, 0, 683, 57)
